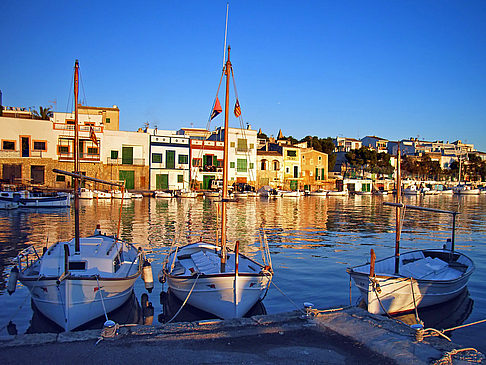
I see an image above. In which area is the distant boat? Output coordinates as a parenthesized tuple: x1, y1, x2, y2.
(175, 189, 198, 198)
(309, 190, 327, 197)
(0, 190, 71, 207)
(327, 190, 347, 196)
(355, 191, 372, 196)
(347, 149, 475, 315)
(112, 190, 132, 199)
(79, 188, 94, 199)
(93, 190, 111, 199)
(131, 193, 143, 199)
(0, 195, 19, 209)
(155, 191, 173, 198)
(281, 191, 300, 198)
(453, 184, 480, 195)
(403, 185, 420, 195)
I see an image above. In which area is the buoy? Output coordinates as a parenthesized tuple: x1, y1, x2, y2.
(7, 266, 19, 295)
(141, 260, 154, 293)
(158, 269, 166, 284)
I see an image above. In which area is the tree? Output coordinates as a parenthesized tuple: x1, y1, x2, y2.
(32, 106, 53, 120)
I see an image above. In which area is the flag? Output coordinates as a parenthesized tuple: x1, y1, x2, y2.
(234, 99, 241, 118)
(211, 97, 222, 120)
(89, 126, 98, 146)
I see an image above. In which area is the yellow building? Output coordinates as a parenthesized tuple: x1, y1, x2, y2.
(78, 105, 120, 131)
(301, 148, 329, 190)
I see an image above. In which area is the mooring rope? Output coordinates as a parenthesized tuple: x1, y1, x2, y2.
(269, 279, 305, 314)
(165, 273, 201, 324)
(96, 275, 109, 321)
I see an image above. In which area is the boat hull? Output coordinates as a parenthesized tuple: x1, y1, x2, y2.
(166, 273, 271, 319)
(21, 276, 138, 331)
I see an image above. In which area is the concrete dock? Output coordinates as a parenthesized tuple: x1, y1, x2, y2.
(0, 307, 483, 364)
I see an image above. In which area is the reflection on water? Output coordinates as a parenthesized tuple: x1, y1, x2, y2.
(391, 288, 474, 333)
(0, 195, 485, 352)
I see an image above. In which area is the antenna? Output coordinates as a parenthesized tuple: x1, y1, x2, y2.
(222, 3, 229, 68)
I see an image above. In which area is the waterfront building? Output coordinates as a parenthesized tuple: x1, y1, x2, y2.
(256, 147, 284, 189)
(78, 105, 120, 131)
(360, 136, 389, 153)
(209, 126, 258, 187)
(190, 139, 224, 190)
(263, 139, 302, 191)
(333, 137, 362, 152)
(145, 128, 190, 191)
(299, 143, 329, 191)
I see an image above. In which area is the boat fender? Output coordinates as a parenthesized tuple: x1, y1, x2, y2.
(158, 270, 166, 284)
(142, 260, 154, 293)
(94, 224, 101, 235)
(7, 266, 19, 295)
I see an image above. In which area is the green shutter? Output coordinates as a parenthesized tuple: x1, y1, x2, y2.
(315, 168, 319, 180)
(237, 159, 247, 172)
(122, 147, 133, 165)
(166, 150, 175, 169)
(152, 153, 162, 163)
(156, 174, 169, 189)
(321, 168, 325, 180)
(111, 150, 118, 159)
(230, 162, 235, 168)
(119, 170, 135, 189)
(177, 175, 183, 183)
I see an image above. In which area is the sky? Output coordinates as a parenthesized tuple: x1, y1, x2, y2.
(1, 0, 485, 151)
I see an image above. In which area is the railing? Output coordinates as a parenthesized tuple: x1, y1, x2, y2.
(0, 150, 20, 158)
(199, 166, 223, 172)
(59, 152, 100, 162)
(106, 157, 145, 166)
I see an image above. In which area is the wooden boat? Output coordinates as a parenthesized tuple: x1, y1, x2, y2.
(204, 191, 221, 198)
(9, 60, 149, 331)
(281, 191, 300, 198)
(175, 189, 198, 198)
(162, 45, 273, 319)
(131, 193, 143, 199)
(453, 184, 480, 195)
(347, 149, 475, 315)
(0, 190, 71, 207)
(112, 190, 132, 199)
(327, 190, 347, 196)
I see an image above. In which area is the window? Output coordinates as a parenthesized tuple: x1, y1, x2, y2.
(230, 142, 235, 148)
(273, 161, 279, 170)
(286, 167, 290, 173)
(56, 175, 65, 182)
(178, 175, 183, 183)
(2, 141, 15, 150)
(192, 158, 202, 167)
(250, 163, 254, 169)
(318, 156, 322, 161)
(58, 146, 69, 153)
(178, 154, 188, 164)
(261, 160, 266, 170)
(87, 147, 98, 155)
(249, 143, 254, 149)
(237, 159, 247, 172)
(69, 261, 86, 270)
(230, 162, 235, 168)
(237, 139, 247, 151)
(111, 150, 118, 159)
(287, 150, 296, 157)
(33, 141, 46, 151)
(152, 153, 162, 163)
(106, 117, 111, 124)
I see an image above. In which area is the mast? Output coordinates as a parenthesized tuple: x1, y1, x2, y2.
(74, 60, 80, 253)
(220, 46, 231, 272)
(394, 147, 401, 274)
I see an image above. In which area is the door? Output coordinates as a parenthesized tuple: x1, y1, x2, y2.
(31, 166, 45, 185)
(122, 146, 133, 165)
(21, 137, 30, 157)
(119, 170, 135, 189)
(203, 175, 215, 189)
(166, 150, 175, 169)
(293, 166, 299, 178)
(290, 180, 298, 191)
(156, 174, 169, 190)
(2, 164, 21, 183)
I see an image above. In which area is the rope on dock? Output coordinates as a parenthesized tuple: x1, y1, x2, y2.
(433, 348, 483, 365)
(269, 279, 306, 314)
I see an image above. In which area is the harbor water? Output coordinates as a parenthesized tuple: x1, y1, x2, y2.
(0, 194, 485, 352)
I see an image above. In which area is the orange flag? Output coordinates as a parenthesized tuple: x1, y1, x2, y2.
(211, 97, 222, 120)
(234, 99, 241, 118)
(90, 126, 98, 146)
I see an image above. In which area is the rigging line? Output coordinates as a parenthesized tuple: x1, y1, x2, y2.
(222, 3, 229, 70)
(78, 69, 92, 123)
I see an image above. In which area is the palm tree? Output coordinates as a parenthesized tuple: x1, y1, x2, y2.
(32, 106, 53, 120)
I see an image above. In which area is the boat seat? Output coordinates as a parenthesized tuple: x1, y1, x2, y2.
(191, 251, 219, 274)
(400, 256, 461, 280)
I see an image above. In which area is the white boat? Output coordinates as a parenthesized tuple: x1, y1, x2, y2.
(0, 190, 71, 207)
(403, 185, 420, 195)
(204, 191, 221, 198)
(453, 184, 480, 195)
(440, 189, 454, 195)
(93, 190, 111, 199)
(176, 189, 198, 198)
(309, 190, 327, 197)
(327, 190, 347, 196)
(421, 187, 439, 195)
(112, 190, 132, 199)
(347, 149, 475, 315)
(131, 193, 143, 199)
(281, 191, 300, 198)
(155, 191, 174, 198)
(246, 191, 259, 198)
(16, 231, 143, 331)
(162, 44, 273, 319)
(9, 60, 149, 332)
(373, 190, 388, 196)
(79, 188, 94, 199)
(234, 191, 249, 198)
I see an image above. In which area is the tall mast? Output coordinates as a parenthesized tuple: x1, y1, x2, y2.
(394, 147, 401, 274)
(74, 60, 80, 253)
(220, 46, 231, 272)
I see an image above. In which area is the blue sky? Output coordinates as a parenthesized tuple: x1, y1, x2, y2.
(1, 1, 485, 150)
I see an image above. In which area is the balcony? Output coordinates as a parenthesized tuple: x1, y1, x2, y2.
(59, 152, 100, 162)
(106, 157, 145, 166)
(199, 165, 223, 172)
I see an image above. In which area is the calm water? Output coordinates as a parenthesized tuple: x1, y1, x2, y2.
(0, 194, 485, 351)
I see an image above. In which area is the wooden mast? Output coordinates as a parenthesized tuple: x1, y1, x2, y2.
(74, 60, 80, 254)
(220, 46, 231, 272)
(394, 147, 401, 274)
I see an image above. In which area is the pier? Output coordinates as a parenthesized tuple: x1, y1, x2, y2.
(1, 307, 483, 364)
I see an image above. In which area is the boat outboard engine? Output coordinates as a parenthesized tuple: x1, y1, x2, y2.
(7, 266, 19, 295)
(142, 260, 154, 293)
